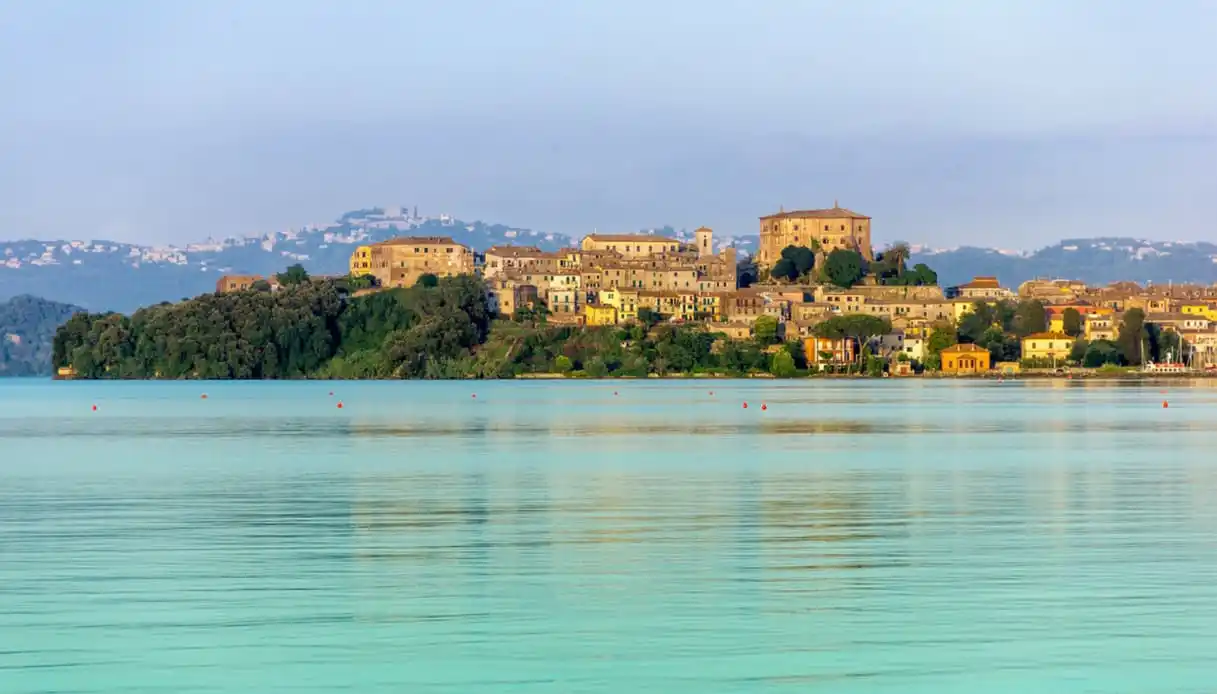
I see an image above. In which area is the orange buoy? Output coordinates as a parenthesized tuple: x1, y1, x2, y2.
(761, 403, 768, 411)
(337, 401, 344, 409)
(742, 402, 748, 409)
(1163, 401, 1169, 408)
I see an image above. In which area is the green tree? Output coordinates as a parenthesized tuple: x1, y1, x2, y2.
(1013, 300, 1048, 337)
(584, 356, 609, 378)
(866, 354, 885, 377)
(416, 273, 439, 288)
(275, 264, 310, 287)
(770, 258, 798, 282)
(822, 249, 865, 288)
(1068, 338, 1089, 363)
(754, 315, 780, 344)
(1116, 308, 1147, 366)
(926, 328, 957, 356)
(1083, 339, 1123, 367)
(737, 257, 758, 288)
(770, 350, 797, 377)
(637, 307, 663, 327)
(1062, 308, 1083, 338)
(814, 314, 891, 368)
(554, 355, 573, 373)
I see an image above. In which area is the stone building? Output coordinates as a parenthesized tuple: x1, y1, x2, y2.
(360, 236, 474, 289)
(758, 203, 872, 271)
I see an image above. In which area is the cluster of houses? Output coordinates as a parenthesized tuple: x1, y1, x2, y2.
(209, 203, 1217, 373)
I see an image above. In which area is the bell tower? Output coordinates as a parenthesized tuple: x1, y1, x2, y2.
(695, 226, 713, 258)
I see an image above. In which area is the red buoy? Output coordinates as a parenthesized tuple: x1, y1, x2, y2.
(201, 393, 208, 399)
(1163, 401, 1169, 408)
(337, 401, 344, 409)
(761, 403, 768, 411)
(742, 402, 748, 409)
(91, 404, 97, 412)
(471, 393, 477, 399)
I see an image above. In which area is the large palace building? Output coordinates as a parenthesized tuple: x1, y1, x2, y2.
(758, 203, 872, 271)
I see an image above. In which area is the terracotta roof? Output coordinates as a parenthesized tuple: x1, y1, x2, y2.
(958, 276, 1001, 289)
(485, 245, 544, 257)
(378, 236, 463, 246)
(1023, 332, 1073, 340)
(584, 234, 680, 243)
(941, 343, 989, 353)
(760, 205, 869, 220)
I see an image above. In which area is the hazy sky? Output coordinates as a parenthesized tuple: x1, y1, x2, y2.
(2, 0, 1215, 248)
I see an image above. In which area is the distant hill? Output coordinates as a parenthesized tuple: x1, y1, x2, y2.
(0, 295, 83, 377)
(909, 238, 1217, 288)
(2, 206, 1214, 311)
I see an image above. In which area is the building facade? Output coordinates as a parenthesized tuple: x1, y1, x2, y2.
(758, 204, 873, 271)
(940, 343, 991, 374)
(359, 236, 474, 288)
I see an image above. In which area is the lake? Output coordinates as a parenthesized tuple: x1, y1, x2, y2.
(3, 379, 1217, 693)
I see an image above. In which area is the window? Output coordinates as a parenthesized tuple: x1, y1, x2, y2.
(840, 225, 845, 231)
(824, 225, 829, 231)
(446, 248, 453, 253)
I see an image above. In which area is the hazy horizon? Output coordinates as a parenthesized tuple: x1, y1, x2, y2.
(2, 1, 1215, 248)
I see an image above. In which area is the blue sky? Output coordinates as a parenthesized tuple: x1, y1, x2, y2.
(2, 0, 1214, 248)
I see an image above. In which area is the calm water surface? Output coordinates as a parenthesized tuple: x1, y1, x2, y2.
(3, 380, 1217, 693)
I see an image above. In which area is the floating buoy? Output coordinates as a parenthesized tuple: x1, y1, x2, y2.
(329, 391, 334, 396)
(1163, 401, 1169, 408)
(742, 402, 748, 409)
(613, 391, 618, 396)
(709, 391, 714, 396)
(471, 393, 477, 399)
(91, 404, 97, 412)
(201, 393, 208, 399)
(337, 401, 344, 409)
(761, 403, 768, 411)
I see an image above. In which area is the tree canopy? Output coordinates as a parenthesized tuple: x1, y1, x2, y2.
(822, 249, 866, 288)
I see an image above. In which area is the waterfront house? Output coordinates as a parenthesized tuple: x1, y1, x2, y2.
(940, 343, 991, 374)
(1021, 332, 1075, 364)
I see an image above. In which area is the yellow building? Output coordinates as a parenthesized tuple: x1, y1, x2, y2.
(940, 343, 991, 374)
(599, 288, 639, 323)
(349, 245, 372, 276)
(357, 236, 474, 289)
(215, 274, 265, 294)
(758, 203, 872, 271)
(580, 234, 682, 258)
(584, 303, 618, 326)
(1181, 303, 1217, 322)
(1021, 332, 1075, 363)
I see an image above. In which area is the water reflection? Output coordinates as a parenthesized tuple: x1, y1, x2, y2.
(4, 381, 1217, 692)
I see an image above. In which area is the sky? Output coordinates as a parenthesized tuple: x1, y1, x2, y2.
(1, 0, 1215, 249)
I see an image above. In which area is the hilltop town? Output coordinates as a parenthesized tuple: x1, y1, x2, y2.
(205, 204, 1217, 377)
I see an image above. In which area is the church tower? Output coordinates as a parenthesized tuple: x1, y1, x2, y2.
(695, 226, 713, 258)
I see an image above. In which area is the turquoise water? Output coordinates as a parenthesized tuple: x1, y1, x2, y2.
(3, 379, 1217, 693)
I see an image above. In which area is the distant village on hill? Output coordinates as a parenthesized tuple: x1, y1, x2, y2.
(199, 203, 1217, 376)
(4, 203, 1217, 313)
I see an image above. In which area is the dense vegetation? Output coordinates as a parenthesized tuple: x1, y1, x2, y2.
(928, 300, 1179, 369)
(52, 276, 817, 380)
(0, 295, 83, 376)
(768, 242, 937, 289)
